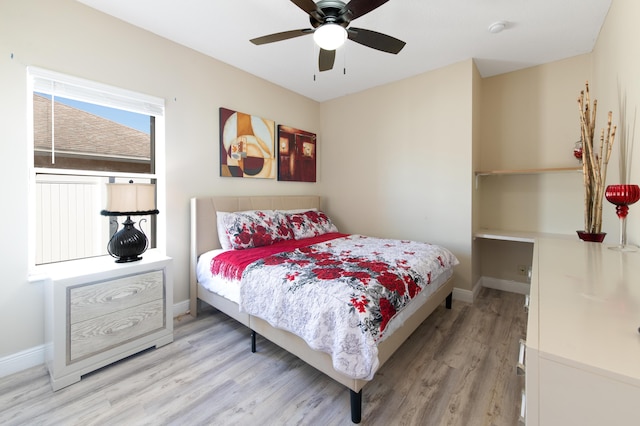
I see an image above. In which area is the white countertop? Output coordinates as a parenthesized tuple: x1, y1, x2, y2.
(530, 237, 640, 387)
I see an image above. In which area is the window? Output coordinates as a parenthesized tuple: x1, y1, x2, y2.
(27, 67, 165, 266)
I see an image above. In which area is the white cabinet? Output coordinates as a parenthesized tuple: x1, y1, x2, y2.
(525, 238, 640, 425)
(44, 251, 173, 390)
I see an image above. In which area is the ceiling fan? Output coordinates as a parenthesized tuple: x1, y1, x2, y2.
(250, 0, 406, 72)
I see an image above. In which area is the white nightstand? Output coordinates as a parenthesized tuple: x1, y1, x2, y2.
(43, 250, 173, 391)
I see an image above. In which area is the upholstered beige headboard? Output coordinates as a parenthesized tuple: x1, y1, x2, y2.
(189, 195, 321, 314)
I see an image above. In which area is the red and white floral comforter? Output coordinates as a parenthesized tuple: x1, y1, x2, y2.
(210, 234, 458, 380)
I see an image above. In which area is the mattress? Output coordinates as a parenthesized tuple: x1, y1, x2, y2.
(196, 247, 454, 345)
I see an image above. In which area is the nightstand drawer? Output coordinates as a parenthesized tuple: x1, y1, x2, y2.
(69, 299, 165, 362)
(69, 270, 164, 324)
(45, 253, 173, 390)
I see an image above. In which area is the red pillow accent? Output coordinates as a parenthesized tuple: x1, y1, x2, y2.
(287, 210, 338, 239)
(221, 210, 293, 250)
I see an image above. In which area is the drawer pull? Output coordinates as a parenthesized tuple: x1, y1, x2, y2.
(519, 388, 526, 424)
(516, 339, 526, 376)
(105, 319, 139, 334)
(106, 289, 139, 301)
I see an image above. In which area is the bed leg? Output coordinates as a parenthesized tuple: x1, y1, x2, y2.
(251, 330, 256, 353)
(350, 389, 362, 423)
(445, 292, 453, 309)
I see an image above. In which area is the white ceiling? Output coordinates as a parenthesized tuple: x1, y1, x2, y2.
(78, 0, 612, 102)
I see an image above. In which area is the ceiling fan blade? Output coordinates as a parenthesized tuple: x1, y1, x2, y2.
(250, 29, 312, 45)
(347, 27, 406, 54)
(291, 0, 325, 22)
(318, 48, 336, 72)
(342, 0, 390, 20)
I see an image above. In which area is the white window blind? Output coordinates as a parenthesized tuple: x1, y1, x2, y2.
(29, 66, 164, 117)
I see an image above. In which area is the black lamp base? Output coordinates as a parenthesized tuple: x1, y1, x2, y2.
(114, 254, 143, 263)
(107, 216, 149, 263)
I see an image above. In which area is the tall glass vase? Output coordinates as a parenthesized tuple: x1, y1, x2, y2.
(605, 184, 640, 251)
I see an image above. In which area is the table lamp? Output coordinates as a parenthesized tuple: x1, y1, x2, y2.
(101, 181, 159, 263)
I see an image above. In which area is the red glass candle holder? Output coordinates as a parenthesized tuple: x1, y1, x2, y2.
(605, 184, 640, 251)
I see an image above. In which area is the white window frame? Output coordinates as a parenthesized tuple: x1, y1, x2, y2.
(26, 67, 166, 275)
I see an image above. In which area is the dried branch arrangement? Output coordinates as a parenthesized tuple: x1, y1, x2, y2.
(617, 83, 636, 184)
(577, 81, 617, 234)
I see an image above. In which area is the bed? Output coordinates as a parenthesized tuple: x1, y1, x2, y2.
(189, 195, 457, 423)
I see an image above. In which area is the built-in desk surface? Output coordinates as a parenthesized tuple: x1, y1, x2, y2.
(526, 237, 640, 425)
(531, 237, 640, 384)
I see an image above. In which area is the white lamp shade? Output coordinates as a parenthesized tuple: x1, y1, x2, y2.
(313, 23, 347, 50)
(105, 183, 156, 214)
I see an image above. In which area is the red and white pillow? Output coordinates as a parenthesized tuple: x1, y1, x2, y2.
(217, 209, 339, 250)
(286, 210, 338, 240)
(219, 210, 294, 250)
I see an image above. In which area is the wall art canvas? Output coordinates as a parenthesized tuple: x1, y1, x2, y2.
(277, 125, 316, 182)
(220, 107, 275, 179)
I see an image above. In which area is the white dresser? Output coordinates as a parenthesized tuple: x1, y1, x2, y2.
(525, 238, 640, 425)
(44, 251, 173, 390)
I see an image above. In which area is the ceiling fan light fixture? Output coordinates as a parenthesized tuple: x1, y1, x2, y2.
(313, 23, 347, 50)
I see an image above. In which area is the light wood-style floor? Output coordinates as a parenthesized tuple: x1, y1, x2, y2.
(0, 287, 527, 426)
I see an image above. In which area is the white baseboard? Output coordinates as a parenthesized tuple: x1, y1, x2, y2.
(1, 301, 192, 379)
(452, 278, 483, 304)
(452, 287, 474, 304)
(0, 344, 45, 378)
(452, 277, 529, 305)
(481, 276, 530, 295)
(173, 299, 190, 317)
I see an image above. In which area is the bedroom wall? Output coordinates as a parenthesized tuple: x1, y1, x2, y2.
(476, 0, 640, 255)
(476, 55, 593, 283)
(318, 60, 475, 292)
(471, 61, 483, 290)
(478, 54, 592, 235)
(0, 0, 320, 360)
(591, 0, 640, 244)
(476, 0, 640, 280)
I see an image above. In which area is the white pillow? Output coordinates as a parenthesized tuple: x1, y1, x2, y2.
(220, 210, 294, 250)
(218, 209, 280, 249)
(216, 212, 232, 250)
(286, 210, 338, 240)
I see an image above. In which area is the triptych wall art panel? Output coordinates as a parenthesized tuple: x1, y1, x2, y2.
(219, 107, 276, 179)
(219, 108, 316, 182)
(277, 125, 316, 182)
